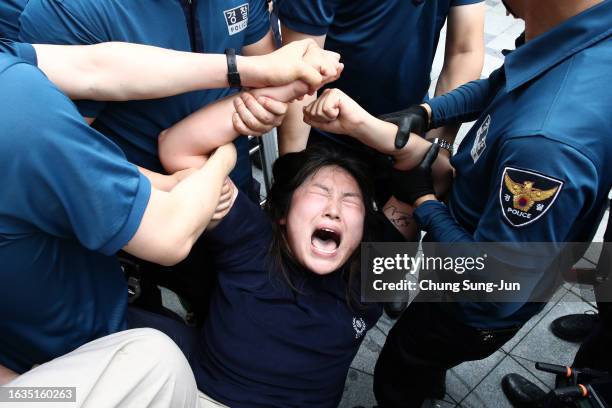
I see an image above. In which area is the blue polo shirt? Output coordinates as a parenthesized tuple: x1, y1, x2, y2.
(195, 192, 382, 407)
(277, 0, 482, 118)
(0, 0, 26, 40)
(19, 0, 270, 190)
(0, 37, 34, 62)
(414, 0, 612, 328)
(0, 42, 150, 373)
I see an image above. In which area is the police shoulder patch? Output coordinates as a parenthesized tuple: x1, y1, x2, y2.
(499, 167, 564, 228)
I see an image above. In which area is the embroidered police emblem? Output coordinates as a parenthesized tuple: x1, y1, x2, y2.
(499, 167, 563, 227)
(471, 114, 491, 163)
(352, 317, 366, 339)
(223, 3, 249, 35)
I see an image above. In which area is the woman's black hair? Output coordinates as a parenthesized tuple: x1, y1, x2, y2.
(264, 144, 378, 307)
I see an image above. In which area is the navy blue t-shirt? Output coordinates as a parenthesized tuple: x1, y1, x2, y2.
(0, 45, 150, 373)
(19, 0, 270, 190)
(414, 1, 612, 328)
(197, 192, 382, 407)
(277, 0, 482, 118)
(0, 0, 27, 40)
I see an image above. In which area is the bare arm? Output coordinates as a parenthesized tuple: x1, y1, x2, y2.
(159, 81, 310, 173)
(31, 39, 338, 102)
(425, 3, 485, 143)
(123, 144, 237, 266)
(303, 88, 440, 171)
(277, 26, 327, 155)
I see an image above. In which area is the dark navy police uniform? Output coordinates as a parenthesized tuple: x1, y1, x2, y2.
(0, 41, 150, 373)
(375, 2, 612, 406)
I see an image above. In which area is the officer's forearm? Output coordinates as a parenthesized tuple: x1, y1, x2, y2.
(355, 116, 443, 171)
(32, 42, 291, 102)
(124, 145, 236, 266)
(428, 67, 504, 129)
(429, 50, 482, 143)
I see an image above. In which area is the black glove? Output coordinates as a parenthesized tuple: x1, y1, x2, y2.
(391, 142, 440, 205)
(378, 104, 430, 150)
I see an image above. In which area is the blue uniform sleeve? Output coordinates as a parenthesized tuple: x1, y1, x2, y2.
(244, 0, 271, 45)
(18, 0, 107, 118)
(415, 135, 598, 243)
(204, 191, 272, 274)
(0, 38, 36, 65)
(0, 0, 27, 40)
(276, 0, 341, 36)
(0, 62, 150, 255)
(428, 67, 505, 128)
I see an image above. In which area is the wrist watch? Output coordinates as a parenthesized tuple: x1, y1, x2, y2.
(432, 138, 454, 155)
(225, 48, 241, 88)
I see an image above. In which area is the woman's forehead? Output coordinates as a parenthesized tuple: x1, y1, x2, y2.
(303, 166, 362, 193)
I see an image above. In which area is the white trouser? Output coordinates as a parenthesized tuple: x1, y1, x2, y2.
(3, 328, 225, 408)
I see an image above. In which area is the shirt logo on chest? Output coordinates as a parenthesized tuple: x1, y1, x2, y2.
(223, 3, 249, 35)
(471, 114, 491, 163)
(352, 317, 366, 339)
(499, 167, 564, 227)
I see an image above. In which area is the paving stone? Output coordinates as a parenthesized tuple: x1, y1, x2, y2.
(509, 353, 558, 389)
(502, 286, 567, 352)
(160, 286, 187, 320)
(446, 350, 506, 402)
(350, 325, 386, 375)
(510, 291, 595, 370)
(375, 313, 395, 336)
(459, 355, 549, 407)
(338, 369, 376, 408)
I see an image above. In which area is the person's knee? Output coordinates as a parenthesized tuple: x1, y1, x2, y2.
(119, 328, 193, 379)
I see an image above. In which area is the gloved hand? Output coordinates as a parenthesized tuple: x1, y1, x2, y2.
(378, 104, 430, 149)
(391, 141, 440, 205)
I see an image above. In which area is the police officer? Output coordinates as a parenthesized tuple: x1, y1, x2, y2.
(301, 0, 612, 405)
(374, 0, 612, 406)
(16, 0, 287, 321)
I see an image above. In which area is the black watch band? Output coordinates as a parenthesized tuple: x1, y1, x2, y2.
(225, 48, 241, 88)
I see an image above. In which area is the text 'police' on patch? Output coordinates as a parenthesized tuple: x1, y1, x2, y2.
(499, 167, 563, 227)
(223, 4, 249, 36)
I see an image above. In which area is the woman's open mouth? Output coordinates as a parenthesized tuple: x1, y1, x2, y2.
(311, 227, 342, 255)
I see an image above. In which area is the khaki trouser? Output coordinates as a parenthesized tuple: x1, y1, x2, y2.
(3, 328, 226, 408)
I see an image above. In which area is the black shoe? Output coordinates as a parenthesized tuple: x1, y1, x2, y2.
(550, 312, 598, 343)
(384, 301, 407, 319)
(501, 373, 547, 408)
